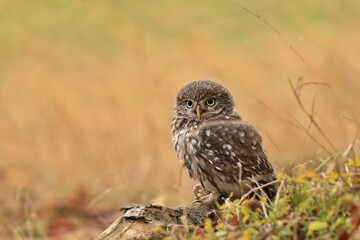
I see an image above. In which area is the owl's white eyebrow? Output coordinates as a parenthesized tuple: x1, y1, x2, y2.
(209, 95, 220, 99)
(183, 99, 195, 104)
(209, 92, 223, 98)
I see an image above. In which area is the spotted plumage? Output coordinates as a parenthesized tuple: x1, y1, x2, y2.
(171, 80, 277, 203)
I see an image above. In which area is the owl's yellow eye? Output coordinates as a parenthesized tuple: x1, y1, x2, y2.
(186, 100, 194, 108)
(206, 98, 216, 106)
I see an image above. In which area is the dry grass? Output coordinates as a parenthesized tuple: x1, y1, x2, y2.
(0, 0, 360, 238)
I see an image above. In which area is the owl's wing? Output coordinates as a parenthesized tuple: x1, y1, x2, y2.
(191, 119, 277, 197)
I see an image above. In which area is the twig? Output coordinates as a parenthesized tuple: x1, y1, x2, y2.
(250, 177, 272, 203)
(88, 188, 112, 208)
(251, 96, 299, 129)
(239, 179, 280, 203)
(294, 118, 313, 165)
(289, 78, 337, 152)
(274, 175, 286, 205)
(293, 92, 317, 165)
(343, 113, 360, 147)
(260, 201, 269, 219)
(262, 130, 286, 166)
(315, 156, 333, 171)
(234, 1, 326, 82)
(286, 112, 331, 154)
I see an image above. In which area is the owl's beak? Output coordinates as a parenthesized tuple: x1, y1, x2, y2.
(196, 105, 202, 120)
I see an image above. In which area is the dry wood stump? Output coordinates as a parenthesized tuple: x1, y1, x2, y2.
(95, 203, 213, 240)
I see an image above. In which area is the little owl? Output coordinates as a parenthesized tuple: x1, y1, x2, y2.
(171, 80, 277, 205)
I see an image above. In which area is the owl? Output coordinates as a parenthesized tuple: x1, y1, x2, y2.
(171, 80, 277, 204)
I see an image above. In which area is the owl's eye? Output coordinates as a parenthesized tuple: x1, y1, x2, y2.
(186, 100, 194, 108)
(206, 98, 216, 106)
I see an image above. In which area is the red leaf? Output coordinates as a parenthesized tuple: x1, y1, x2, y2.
(338, 229, 350, 240)
(194, 229, 205, 237)
(229, 216, 239, 227)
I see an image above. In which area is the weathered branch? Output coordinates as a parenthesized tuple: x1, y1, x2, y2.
(95, 204, 212, 240)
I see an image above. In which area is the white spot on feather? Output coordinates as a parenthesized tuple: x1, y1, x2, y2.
(222, 144, 232, 150)
(206, 129, 211, 136)
(237, 162, 243, 181)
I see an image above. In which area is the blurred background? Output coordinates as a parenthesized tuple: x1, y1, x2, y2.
(1, 0, 360, 238)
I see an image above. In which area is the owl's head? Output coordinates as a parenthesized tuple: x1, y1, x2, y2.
(175, 80, 238, 121)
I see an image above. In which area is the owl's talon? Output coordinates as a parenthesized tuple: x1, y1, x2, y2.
(192, 184, 219, 208)
(192, 184, 203, 197)
(192, 184, 211, 198)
